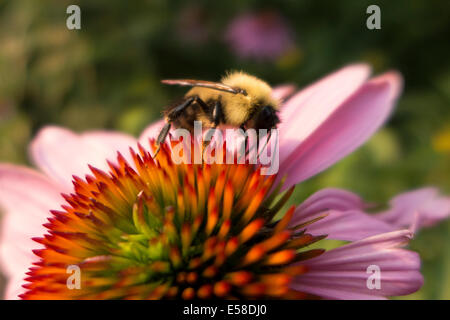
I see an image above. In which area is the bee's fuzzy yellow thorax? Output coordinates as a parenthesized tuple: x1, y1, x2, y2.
(221, 71, 280, 110)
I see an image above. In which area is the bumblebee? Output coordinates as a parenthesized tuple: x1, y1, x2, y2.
(154, 71, 281, 157)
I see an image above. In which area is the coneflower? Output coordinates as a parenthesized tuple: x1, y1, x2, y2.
(1, 64, 449, 299)
(22, 141, 324, 299)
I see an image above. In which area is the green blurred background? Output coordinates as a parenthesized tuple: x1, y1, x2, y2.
(0, 0, 449, 299)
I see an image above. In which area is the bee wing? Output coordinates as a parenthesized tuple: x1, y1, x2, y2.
(161, 79, 247, 95)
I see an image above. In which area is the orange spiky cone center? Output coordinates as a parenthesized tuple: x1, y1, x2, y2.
(22, 141, 325, 299)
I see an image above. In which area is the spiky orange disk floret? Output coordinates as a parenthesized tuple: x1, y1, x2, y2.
(21, 141, 326, 300)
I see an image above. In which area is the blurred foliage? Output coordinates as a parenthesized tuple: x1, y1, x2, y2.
(0, 0, 449, 299)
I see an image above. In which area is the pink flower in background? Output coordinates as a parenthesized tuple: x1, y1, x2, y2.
(0, 64, 449, 299)
(176, 5, 211, 45)
(225, 11, 295, 61)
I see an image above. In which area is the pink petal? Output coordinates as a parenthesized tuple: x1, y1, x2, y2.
(290, 188, 366, 223)
(3, 276, 25, 300)
(292, 230, 423, 299)
(280, 71, 402, 189)
(271, 84, 297, 102)
(303, 210, 396, 241)
(29, 126, 137, 189)
(0, 164, 63, 298)
(278, 64, 371, 166)
(376, 187, 450, 229)
(287, 189, 395, 241)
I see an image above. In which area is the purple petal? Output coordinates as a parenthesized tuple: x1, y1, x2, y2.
(287, 188, 397, 241)
(303, 210, 396, 241)
(290, 188, 366, 223)
(376, 187, 450, 229)
(291, 230, 423, 299)
(279, 71, 402, 189)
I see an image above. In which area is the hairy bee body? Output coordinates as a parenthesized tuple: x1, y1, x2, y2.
(154, 71, 281, 157)
(186, 72, 279, 128)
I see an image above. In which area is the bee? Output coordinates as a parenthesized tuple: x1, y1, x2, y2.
(154, 71, 281, 157)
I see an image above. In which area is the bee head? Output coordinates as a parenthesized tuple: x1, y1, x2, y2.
(252, 105, 280, 130)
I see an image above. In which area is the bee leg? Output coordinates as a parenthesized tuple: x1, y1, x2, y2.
(203, 101, 223, 155)
(167, 96, 196, 121)
(211, 101, 224, 127)
(153, 122, 171, 158)
(153, 97, 200, 158)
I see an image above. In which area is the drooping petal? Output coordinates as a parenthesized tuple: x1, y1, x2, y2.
(303, 210, 396, 241)
(287, 189, 395, 241)
(280, 71, 402, 189)
(290, 188, 367, 224)
(278, 64, 372, 164)
(375, 187, 450, 230)
(0, 164, 63, 298)
(29, 126, 137, 188)
(291, 230, 423, 299)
